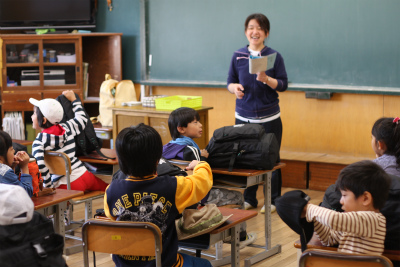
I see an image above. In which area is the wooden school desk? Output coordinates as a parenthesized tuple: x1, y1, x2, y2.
(169, 160, 286, 267)
(179, 207, 258, 267)
(32, 189, 84, 253)
(12, 139, 34, 147)
(78, 148, 119, 182)
(211, 163, 286, 267)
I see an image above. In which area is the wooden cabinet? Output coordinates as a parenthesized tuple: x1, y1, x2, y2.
(0, 33, 122, 120)
(112, 106, 213, 148)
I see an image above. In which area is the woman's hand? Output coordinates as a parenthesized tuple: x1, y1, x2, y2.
(256, 72, 268, 83)
(200, 149, 209, 158)
(63, 90, 77, 102)
(228, 83, 245, 99)
(257, 72, 278, 89)
(186, 160, 200, 170)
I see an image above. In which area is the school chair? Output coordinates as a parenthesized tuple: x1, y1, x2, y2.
(82, 219, 162, 267)
(44, 151, 105, 255)
(294, 239, 400, 265)
(299, 249, 393, 267)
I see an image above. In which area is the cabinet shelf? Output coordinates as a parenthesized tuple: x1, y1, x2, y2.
(1, 33, 122, 121)
(5, 63, 40, 67)
(43, 63, 77, 67)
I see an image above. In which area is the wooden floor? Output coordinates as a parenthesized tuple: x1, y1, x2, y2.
(66, 187, 324, 267)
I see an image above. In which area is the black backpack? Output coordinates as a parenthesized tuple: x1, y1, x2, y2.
(56, 93, 114, 160)
(0, 212, 66, 267)
(206, 124, 279, 171)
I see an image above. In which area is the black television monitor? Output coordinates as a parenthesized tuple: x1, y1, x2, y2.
(0, 0, 96, 30)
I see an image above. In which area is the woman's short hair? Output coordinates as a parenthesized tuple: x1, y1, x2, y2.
(168, 107, 200, 140)
(35, 106, 54, 129)
(245, 13, 270, 34)
(0, 130, 13, 165)
(336, 160, 391, 210)
(116, 123, 163, 178)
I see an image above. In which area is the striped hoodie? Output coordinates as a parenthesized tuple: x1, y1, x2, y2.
(32, 100, 88, 188)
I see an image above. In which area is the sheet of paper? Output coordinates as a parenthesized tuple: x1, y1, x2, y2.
(249, 53, 277, 74)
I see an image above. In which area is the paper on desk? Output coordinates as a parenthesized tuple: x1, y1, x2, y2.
(249, 53, 277, 74)
(121, 101, 142, 106)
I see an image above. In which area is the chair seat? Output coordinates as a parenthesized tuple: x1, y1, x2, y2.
(294, 240, 400, 262)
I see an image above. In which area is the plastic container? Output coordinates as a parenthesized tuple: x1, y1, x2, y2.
(57, 54, 76, 63)
(142, 95, 168, 108)
(49, 50, 57, 62)
(155, 95, 202, 110)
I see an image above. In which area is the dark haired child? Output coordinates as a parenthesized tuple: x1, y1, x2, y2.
(104, 123, 213, 267)
(163, 107, 209, 161)
(163, 108, 256, 248)
(0, 130, 33, 196)
(29, 90, 108, 191)
(371, 116, 400, 177)
(302, 160, 391, 255)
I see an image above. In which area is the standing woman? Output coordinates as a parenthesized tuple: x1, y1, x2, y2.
(227, 13, 288, 213)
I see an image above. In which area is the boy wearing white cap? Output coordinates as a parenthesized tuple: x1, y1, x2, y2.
(29, 90, 108, 191)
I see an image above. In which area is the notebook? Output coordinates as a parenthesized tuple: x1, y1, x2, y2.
(249, 53, 277, 74)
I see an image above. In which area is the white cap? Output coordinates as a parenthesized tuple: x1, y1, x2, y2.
(29, 98, 64, 125)
(0, 184, 34, 225)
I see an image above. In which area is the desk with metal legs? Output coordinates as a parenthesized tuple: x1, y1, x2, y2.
(211, 163, 286, 267)
(179, 207, 258, 267)
(32, 189, 84, 254)
(78, 148, 119, 174)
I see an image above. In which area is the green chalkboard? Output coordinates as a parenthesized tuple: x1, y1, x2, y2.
(145, 0, 400, 88)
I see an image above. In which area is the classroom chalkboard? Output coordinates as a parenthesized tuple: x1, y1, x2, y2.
(145, 0, 400, 88)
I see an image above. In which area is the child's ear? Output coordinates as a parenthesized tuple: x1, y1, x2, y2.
(177, 126, 186, 134)
(361, 191, 373, 207)
(377, 140, 387, 152)
(42, 117, 47, 126)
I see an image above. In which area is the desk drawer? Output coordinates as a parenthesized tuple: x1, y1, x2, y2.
(309, 162, 346, 191)
(2, 92, 42, 111)
(281, 160, 307, 189)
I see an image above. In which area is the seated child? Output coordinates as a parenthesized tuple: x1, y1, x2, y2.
(371, 117, 400, 177)
(163, 107, 256, 247)
(163, 107, 209, 161)
(0, 130, 33, 196)
(320, 117, 400, 257)
(104, 123, 213, 267)
(29, 90, 108, 191)
(302, 160, 391, 255)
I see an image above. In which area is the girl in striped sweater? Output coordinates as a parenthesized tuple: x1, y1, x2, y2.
(30, 90, 108, 192)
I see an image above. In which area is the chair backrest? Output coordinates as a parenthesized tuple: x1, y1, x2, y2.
(300, 249, 393, 267)
(43, 151, 72, 190)
(82, 219, 163, 267)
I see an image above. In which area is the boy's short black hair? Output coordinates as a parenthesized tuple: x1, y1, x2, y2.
(336, 160, 391, 210)
(0, 130, 13, 164)
(168, 107, 200, 140)
(116, 123, 162, 178)
(35, 106, 54, 129)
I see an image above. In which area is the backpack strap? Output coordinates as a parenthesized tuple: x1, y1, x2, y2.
(186, 146, 201, 161)
(228, 142, 239, 172)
